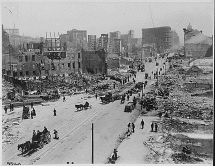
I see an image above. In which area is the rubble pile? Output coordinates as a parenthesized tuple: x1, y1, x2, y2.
(2, 117, 23, 151)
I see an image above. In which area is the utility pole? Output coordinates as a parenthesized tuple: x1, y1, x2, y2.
(92, 123, 94, 164)
(157, 68, 158, 85)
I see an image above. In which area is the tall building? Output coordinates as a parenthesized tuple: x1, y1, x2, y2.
(66, 29, 87, 49)
(108, 31, 121, 55)
(98, 34, 108, 51)
(113, 38, 121, 55)
(81, 49, 107, 74)
(110, 31, 121, 39)
(88, 35, 96, 50)
(171, 30, 180, 49)
(142, 26, 172, 53)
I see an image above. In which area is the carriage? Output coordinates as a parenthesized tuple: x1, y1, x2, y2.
(100, 92, 113, 104)
(18, 131, 51, 154)
(124, 102, 134, 112)
(75, 102, 92, 111)
(22, 106, 30, 119)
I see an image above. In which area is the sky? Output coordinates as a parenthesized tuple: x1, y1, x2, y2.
(1, 0, 214, 44)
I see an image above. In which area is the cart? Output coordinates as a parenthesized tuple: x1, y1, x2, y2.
(124, 102, 134, 112)
(22, 106, 30, 119)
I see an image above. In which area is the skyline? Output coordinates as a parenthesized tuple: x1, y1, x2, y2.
(1, 1, 214, 44)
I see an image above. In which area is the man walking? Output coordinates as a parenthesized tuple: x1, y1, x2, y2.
(127, 94, 130, 101)
(9, 103, 12, 112)
(11, 103, 14, 111)
(151, 122, 154, 132)
(4, 106, 7, 114)
(53, 108, 57, 116)
(132, 123, 135, 133)
(155, 123, 158, 132)
(95, 93, 98, 99)
(141, 119, 144, 129)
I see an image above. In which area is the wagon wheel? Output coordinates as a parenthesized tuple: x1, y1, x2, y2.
(38, 141, 44, 149)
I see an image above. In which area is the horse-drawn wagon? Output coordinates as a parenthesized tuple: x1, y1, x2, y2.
(22, 106, 30, 119)
(18, 131, 51, 155)
(100, 92, 113, 104)
(124, 102, 134, 112)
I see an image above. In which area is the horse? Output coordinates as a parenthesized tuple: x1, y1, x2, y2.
(18, 143, 26, 153)
(75, 104, 83, 111)
(100, 97, 106, 103)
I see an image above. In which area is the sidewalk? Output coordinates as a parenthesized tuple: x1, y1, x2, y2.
(115, 116, 161, 164)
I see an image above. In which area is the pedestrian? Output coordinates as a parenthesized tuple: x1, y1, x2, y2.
(31, 102, 33, 108)
(32, 130, 36, 141)
(155, 123, 158, 132)
(53, 108, 57, 116)
(151, 122, 154, 132)
(11, 103, 14, 111)
(63, 96, 66, 102)
(31, 111, 33, 119)
(9, 103, 12, 112)
(132, 123, 135, 132)
(127, 94, 130, 101)
(113, 83, 115, 89)
(141, 119, 144, 129)
(4, 105, 7, 114)
(95, 93, 98, 99)
(127, 123, 131, 136)
(32, 107, 36, 116)
(113, 149, 118, 160)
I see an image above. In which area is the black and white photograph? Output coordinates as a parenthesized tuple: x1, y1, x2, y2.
(1, 0, 213, 165)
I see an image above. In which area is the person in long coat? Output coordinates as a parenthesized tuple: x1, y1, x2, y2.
(4, 106, 7, 114)
(53, 108, 57, 116)
(132, 123, 135, 132)
(154, 123, 158, 132)
(151, 122, 154, 132)
(141, 119, 144, 129)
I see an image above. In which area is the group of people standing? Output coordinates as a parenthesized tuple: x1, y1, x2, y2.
(151, 122, 158, 132)
(4, 103, 14, 114)
(127, 122, 135, 136)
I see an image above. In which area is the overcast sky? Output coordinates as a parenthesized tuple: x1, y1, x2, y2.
(1, 0, 214, 44)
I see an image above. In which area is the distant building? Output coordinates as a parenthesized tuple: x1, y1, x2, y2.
(81, 49, 107, 74)
(185, 32, 212, 58)
(108, 31, 122, 55)
(107, 54, 120, 70)
(60, 29, 88, 50)
(98, 34, 108, 51)
(142, 26, 172, 53)
(88, 35, 96, 50)
(2, 25, 9, 55)
(4, 28, 19, 36)
(171, 30, 180, 49)
(110, 31, 121, 39)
